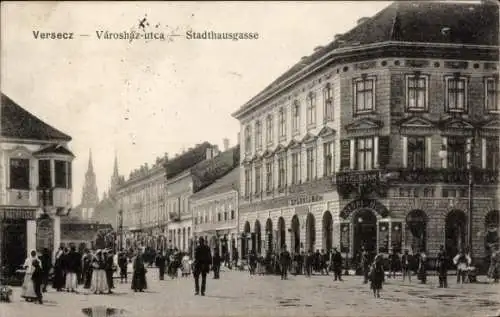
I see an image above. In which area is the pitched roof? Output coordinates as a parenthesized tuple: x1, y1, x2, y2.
(164, 142, 214, 179)
(233, 1, 499, 118)
(1, 93, 72, 141)
(190, 167, 240, 201)
(34, 144, 75, 156)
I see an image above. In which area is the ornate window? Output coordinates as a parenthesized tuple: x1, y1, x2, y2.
(406, 73, 428, 111)
(278, 156, 286, 188)
(255, 120, 262, 151)
(407, 137, 426, 169)
(55, 160, 71, 189)
(38, 160, 51, 188)
(279, 107, 286, 139)
(291, 153, 300, 184)
(231, 209, 235, 220)
(255, 165, 262, 194)
(447, 136, 466, 169)
(485, 77, 499, 113)
(353, 76, 375, 113)
(266, 115, 273, 146)
(445, 75, 468, 112)
(486, 136, 500, 170)
(244, 167, 252, 197)
(10, 158, 30, 190)
(292, 100, 300, 135)
(265, 161, 273, 192)
(244, 125, 252, 154)
(355, 137, 374, 170)
(306, 92, 317, 128)
(306, 147, 315, 181)
(323, 83, 333, 122)
(323, 141, 334, 176)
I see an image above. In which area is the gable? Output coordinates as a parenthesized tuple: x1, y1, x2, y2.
(482, 118, 500, 130)
(398, 116, 436, 129)
(301, 133, 318, 144)
(440, 118, 475, 130)
(286, 139, 302, 150)
(273, 144, 286, 154)
(262, 149, 273, 158)
(318, 126, 336, 138)
(345, 118, 383, 132)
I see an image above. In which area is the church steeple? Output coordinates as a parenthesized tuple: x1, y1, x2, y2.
(109, 151, 121, 199)
(81, 148, 99, 209)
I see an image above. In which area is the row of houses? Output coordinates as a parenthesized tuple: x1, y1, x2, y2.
(118, 1, 500, 267)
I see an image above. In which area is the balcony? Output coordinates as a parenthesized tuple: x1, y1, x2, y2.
(195, 219, 237, 233)
(37, 188, 72, 208)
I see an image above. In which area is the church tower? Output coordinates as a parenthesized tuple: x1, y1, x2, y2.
(109, 151, 121, 200)
(81, 149, 99, 220)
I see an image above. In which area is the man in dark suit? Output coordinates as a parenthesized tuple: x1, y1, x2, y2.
(193, 237, 212, 296)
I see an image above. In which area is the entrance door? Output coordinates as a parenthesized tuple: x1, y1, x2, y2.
(2, 219, 27, 277)
(353, 209, 377, 257)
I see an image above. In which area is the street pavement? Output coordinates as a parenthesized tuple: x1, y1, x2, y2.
(1, 267, 499, 317)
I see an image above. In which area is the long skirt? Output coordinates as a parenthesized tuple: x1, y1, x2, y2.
(90, 269, 108, 293)
(52, 267, 65, 290)
(131, 270, 147, 291)
(65, 272, 77, 290)
(21, 273, 37, 299)
(84, 269, 93, 289)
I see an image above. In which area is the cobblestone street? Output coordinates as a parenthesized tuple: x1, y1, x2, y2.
(2, 268, 500, 317)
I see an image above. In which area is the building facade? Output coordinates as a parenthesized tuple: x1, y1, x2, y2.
(0, 93, 74, 275)
(232, 2, 499, 267)
(191, 160, 240, 260)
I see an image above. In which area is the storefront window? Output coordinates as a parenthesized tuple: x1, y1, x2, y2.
(378, 222, 389, 253)
(405, 210, 427, 253)
(391, 222, 403, 253)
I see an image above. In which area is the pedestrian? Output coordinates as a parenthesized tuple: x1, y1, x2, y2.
(82, 249, 93, 289)
(361, 249, 371, 284)
(21, 250, 39, 302)
(417, 250, 427, 284)
(31, 258, 43, 304)
(401, 249, 412, 283)
(369, 254, 385, 298)
(65, 246, 80, 292)
(91, 250, 108, 295)
(453, 249, 471, 284)
(331, 248, 343, 281)
(320, 249, 329, 275)
(305, 250, 313, 277)
(131, 250, 147, 292)
(488, 249, 500, 283)
(52, 246, 65, 291)
(118, 251, 128, 283)
(155, 250, 166, 280)
(193, 237, 212, 296)
(436, 246, 448, 288)
(104, 250, 115, 293)
(279, 245, 291, 280)
(388, 250, 399, 279)
(182, 252, 192, 277)
(212, 249, 221, 279)
(39, 248, 52, 293)
(248, 250, 257, 275)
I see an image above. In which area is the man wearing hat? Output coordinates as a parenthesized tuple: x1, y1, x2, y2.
(331, 247, 343, 281)
(193, 237, 212, 296)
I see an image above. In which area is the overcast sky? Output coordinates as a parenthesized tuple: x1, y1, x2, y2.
(1, 1, 392, 205)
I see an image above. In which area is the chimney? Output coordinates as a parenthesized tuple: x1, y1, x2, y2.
(206, 147, 213, 160)
(223, 138, 230, 151)
(334, 34, 343, 41)
(357, 17, 370, 25)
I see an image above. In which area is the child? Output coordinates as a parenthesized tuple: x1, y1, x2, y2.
(31, 259, 43, 304)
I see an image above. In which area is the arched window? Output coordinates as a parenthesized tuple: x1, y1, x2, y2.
(323, 83, 333, 122)
(244, 125, 252, 153)
(266, 115, 273, 145)
(292, 100, 300, 134)
(306, 92, 317, 127)
(255, 120, 262, 150)
(405, 209, 428, 253)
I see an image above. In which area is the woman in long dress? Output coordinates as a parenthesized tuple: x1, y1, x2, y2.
(90, 250, 108, 295)
(182, 253, 191, 277)
(369, 254, 385, 298)
(131, 251, 147, 292)
(21, 250, 39, 302)
(52, 247, 65, 291)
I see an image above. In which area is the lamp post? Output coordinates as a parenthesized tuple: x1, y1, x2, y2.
(467, 135, 476, 261)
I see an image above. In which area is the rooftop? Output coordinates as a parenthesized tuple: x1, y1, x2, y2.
(233, 1, 499, 118)
(190, 167, 239, 201)
(1, 93, 72, 141)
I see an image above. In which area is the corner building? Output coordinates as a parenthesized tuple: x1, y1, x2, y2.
(232, 1, 499, 266)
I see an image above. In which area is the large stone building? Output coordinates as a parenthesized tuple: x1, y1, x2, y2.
(232, 1, 499, 268)
(117, 154, 168, 250)
(0, 93, 74, 275)
(190, 146, 240, 260)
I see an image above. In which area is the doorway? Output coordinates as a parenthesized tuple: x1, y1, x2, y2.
(445, 210, 466, 260)
(2, 219, 27, 277)
(353, 209, 377, 257)
(291, 215, 300, 254)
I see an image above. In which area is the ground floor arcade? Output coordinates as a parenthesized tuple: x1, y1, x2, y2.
(238, 193, 499, 269)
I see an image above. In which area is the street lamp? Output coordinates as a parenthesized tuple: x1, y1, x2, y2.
(118, 209, 123, 251)
(466, 135, 476, 261)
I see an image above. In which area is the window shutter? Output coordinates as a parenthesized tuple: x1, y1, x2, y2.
(340, 139, 351, 169)
(378, 136, 391, 168)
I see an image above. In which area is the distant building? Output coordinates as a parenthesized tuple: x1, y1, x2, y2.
(0, 93, 74, 275)
(78, 150, 99, 220)
(190, 165, 239, 260)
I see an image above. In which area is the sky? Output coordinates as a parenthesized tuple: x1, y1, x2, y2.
(1, 1, 392, 205)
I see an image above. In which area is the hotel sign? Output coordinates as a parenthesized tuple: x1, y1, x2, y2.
(289, 194, 323, 206)
(339, 199, 389, 219)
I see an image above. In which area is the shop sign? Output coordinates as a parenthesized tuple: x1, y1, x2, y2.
(0, 208, 37, 220)
(289, 194, 323, 206)
(339, 199, 389, 219)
